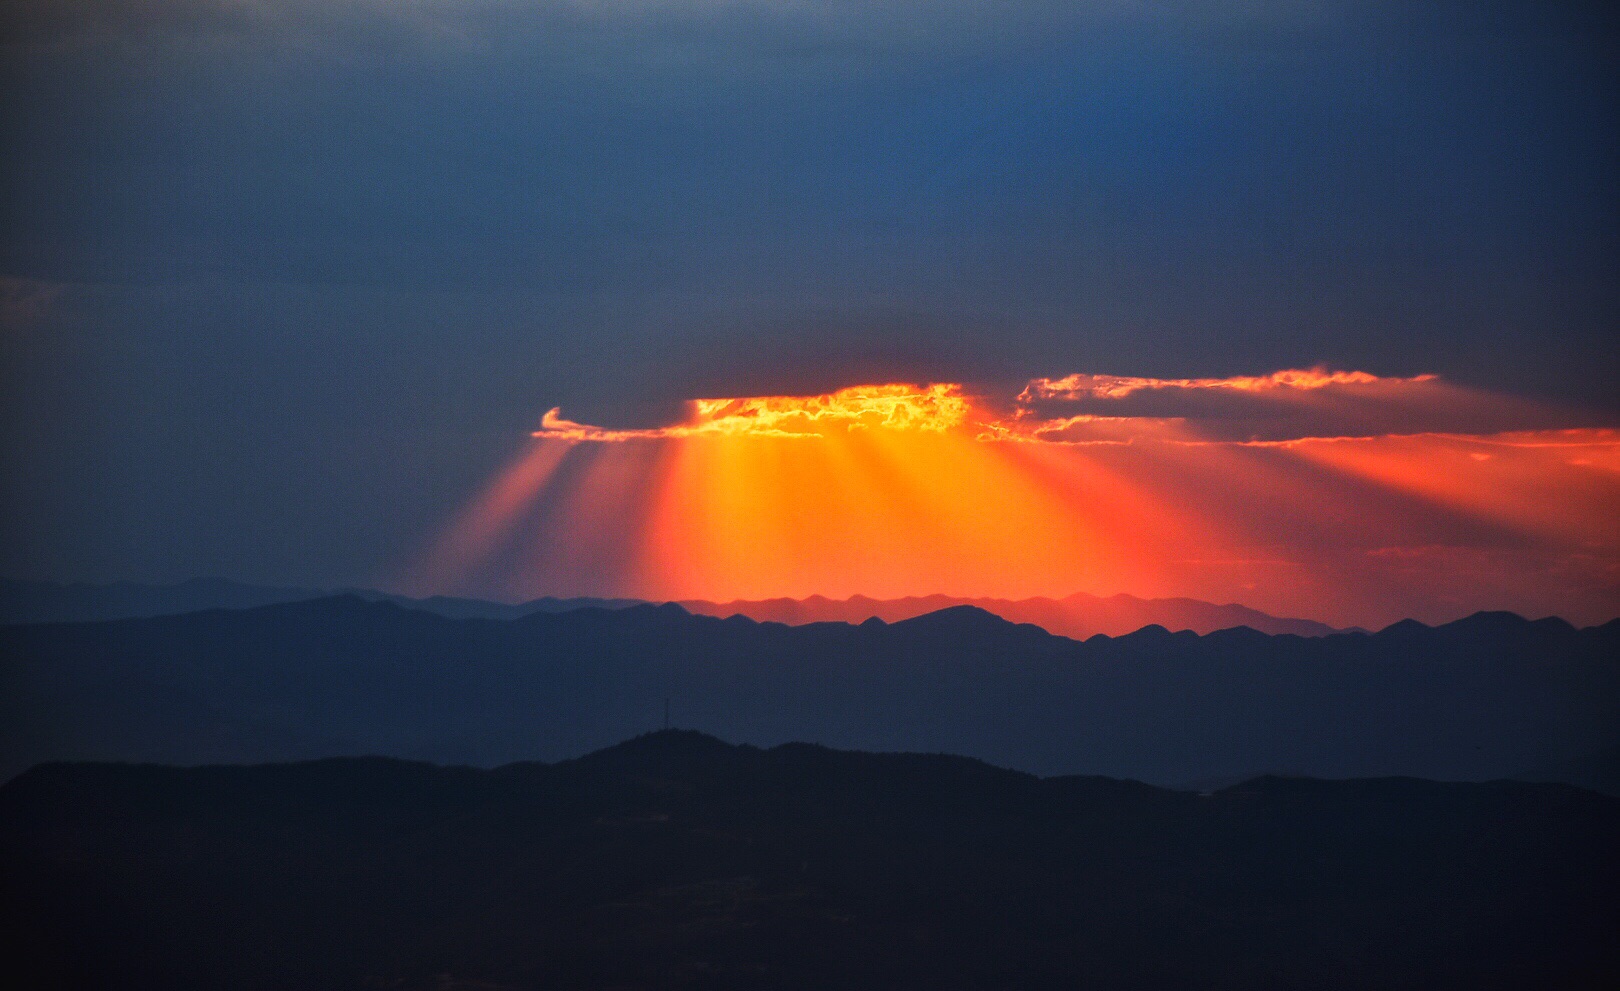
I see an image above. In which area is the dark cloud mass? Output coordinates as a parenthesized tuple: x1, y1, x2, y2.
(1, 1, 1616, 589)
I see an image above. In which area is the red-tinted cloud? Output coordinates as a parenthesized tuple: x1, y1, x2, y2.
(408, 369, 1620, 628)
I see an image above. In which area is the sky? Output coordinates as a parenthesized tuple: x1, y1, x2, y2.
(2, 1, 1617, 626)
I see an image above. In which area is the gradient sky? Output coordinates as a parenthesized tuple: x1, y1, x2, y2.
(2, 2, 1617, 625)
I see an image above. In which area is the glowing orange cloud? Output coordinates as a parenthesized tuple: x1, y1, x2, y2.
(1018, 368, 1435, 402)
(534, 383, 971, 441)
(403, 369, 1620, 629)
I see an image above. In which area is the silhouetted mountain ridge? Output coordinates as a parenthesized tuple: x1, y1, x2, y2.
(2, 577, 1385, 638)
(3, 734, 1616, 989)
(5, 595, 1615, 788)
(675, 590, 1357, 638)
(0, 577, 644, 625)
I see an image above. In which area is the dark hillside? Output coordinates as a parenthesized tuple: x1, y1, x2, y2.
(3, 599, 1617, 785)
(2, 734, 1615, 990)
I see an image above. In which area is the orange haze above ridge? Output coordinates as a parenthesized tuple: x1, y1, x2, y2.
(403, 369, 1620, 630)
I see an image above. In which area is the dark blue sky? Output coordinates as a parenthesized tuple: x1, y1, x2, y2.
(2, 1, 1616, 588)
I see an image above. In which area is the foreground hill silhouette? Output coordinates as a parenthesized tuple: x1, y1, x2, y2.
(2, 733, 1615, 989)
(3, 597, 1615, 786)
(0, 577, 1343, 636)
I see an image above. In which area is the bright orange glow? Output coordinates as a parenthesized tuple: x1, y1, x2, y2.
(535, 383, 971, 441)
(1019, 368, 1434, 402)
(403, 371, 1620, 629)
(1283, 430, 1620, 546)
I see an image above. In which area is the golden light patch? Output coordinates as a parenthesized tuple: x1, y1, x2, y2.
(535, 383, 971, 442)
(405, 372, 1620, 628)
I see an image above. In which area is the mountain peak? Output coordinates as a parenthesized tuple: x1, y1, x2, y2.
(890, 604, 1026, 636)
(1447, 610, 1530, 629)
(566, 730, 755, 779)
(586, 728, 735, 756)
(1438, 611, 1582, 641)
(1377, 618, 1432, 637)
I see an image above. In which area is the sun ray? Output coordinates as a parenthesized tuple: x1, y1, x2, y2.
(405, 372, 1620, 626)
(401, 440, 573, 596)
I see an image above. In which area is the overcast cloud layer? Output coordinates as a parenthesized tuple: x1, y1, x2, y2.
(2, 0, 1616, 591)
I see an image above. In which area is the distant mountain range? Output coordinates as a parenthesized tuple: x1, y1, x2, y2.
(0, 577, 641, 624)
(0, 577, 1350, 637)
(675, 592, 1347, 637)
(4, 595, 1615, 788)
(4, 732, 1616, 989)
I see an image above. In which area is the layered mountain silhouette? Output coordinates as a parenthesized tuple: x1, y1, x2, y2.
(676, 591, 1344, 637)
(0, 577, 639, 624)
(3, 732, 1616, 989)
(4, 596, 1615, 787)
(0, 577, 328, 622)
(0, 578, 1343, 637)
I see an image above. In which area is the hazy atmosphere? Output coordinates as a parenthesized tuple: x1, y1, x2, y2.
(5, 7, 1619, 987)
(4, 2, 1617, 626)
